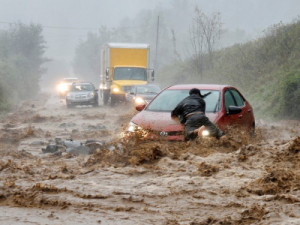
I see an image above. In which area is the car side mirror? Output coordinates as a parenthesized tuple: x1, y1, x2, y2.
(151, 70, 154, 81)
(136, 104, 146, 111)
(227, 106, 242, 115)
(105, 68, 109, 80)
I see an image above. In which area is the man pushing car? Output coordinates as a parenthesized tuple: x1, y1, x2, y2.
(171, 88, 226, 141)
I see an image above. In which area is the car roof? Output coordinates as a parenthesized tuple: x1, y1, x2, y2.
(167, 84, 231, 91)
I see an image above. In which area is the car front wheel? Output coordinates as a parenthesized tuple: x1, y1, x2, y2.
(93, 100, 99, 107)
(250, 122, 255, 137)
(66, 101, 73, 108)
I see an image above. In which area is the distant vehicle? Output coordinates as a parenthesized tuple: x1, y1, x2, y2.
(57, 77, 79, 98)
(65, 82, 99, 108)
(126, 84, 255, 141)
(99, 43, 154, 106)
(126, 84, 161, 106)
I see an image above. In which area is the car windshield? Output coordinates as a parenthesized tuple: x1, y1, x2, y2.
(136, 85, 160, 94)
(71, 84, 94, 92)
(146, 89, 220, 112)
(114, 67, 147, 81)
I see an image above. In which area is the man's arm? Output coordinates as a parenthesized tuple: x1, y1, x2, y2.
(171, 102, 182, 118)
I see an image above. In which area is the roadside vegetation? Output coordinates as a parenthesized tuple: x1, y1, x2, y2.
(157, 19, 300, 120)
(0, 10, 298, 121)
(0, 23, 47, 111)
(72, 3, 299, 121)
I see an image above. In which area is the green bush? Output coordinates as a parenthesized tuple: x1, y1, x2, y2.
(0, 23, 46, 111)
(281, 71, 300, 119)
(158, 19, 300, 120)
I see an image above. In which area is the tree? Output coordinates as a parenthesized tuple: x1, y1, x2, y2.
(0, 23, 46, 109)
(190, 7, 222, 76)
(73, 26, 112, 84)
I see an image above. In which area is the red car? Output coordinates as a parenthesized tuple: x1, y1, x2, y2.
(127, 84, 255, 141)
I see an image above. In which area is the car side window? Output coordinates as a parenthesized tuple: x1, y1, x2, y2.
(224, 90, 236, 112)
(230, 89, 245, 107)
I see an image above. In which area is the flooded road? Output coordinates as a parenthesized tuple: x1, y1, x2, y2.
(0, 93, 299, 225)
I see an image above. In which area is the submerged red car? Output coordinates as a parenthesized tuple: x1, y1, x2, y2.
(127, 84, 255, 141)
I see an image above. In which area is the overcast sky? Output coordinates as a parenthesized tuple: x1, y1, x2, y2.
(0, 0, 299, 64)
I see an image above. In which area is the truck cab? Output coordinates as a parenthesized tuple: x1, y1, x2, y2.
(99, 43, 154, 106)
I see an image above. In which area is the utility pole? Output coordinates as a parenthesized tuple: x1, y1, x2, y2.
(154, 15, 160, 71)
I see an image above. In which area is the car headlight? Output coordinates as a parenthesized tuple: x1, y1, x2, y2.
(66, 93, 75, 99)
(88, 92, 95, 97)
(135, 97, 145, 105)
(202, 129, 210, 137)
(127, 122, 139, 132)
(122, 122, 149, 139)
(57, 83, 68, 93)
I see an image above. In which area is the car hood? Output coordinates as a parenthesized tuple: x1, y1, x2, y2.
(69, 91, 93, 95)
(131, 110, 219, 132)
(136, 94, 157, 100)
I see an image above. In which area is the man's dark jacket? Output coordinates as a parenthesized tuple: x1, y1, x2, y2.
(171, 94, 205, 124)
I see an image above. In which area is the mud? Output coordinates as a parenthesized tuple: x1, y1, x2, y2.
(0, 93, 299, 225)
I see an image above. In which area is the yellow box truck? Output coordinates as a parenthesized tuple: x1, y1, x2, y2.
(99, 43, 154, 105)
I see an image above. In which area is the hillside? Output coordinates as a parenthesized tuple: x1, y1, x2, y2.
(158, 20, 300, 120)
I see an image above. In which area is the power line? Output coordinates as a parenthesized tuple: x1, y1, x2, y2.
(0, 21, 99, 31)
(0, 21, 143, 31)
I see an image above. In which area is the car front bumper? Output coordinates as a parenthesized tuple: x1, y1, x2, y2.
(66, 97, 97, 105)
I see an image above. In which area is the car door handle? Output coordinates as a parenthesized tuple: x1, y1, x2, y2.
(238, 115, 243, 118)
(247, 109, 252, 113)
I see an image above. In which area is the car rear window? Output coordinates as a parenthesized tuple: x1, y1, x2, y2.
(146, 89, 220, 112)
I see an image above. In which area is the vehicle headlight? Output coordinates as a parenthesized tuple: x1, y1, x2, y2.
(88, 92, 95, 98)
(135, 97, 145, 105)
(202, 130, 210, 137)
(123, 122, 148, 138)
(127, 122, 139, 132)
(66, 93, 73, 99)
(58, 83, 68, 93)
(112, 87, 120, 93)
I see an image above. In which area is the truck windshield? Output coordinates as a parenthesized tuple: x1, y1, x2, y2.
(114, 67, 147, 81)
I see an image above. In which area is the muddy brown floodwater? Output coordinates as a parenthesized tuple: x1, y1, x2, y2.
(0, 92, 300, 225)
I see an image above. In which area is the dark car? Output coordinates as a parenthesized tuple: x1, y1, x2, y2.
(127, 84, 255, 141)
(66, 82, 99, 108)
(126, 84, 161, 106)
